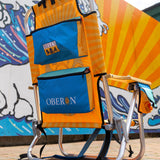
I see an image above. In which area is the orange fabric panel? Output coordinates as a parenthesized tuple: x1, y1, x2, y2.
(28, 0, 106, 82)
(33, 0, 80, 30)
(83, 13, 106, 75)
(97, 0, 160, 89)
(26, 0, 106, 128)
(26, 36, 40, 83)
(41, 76, 102, 129)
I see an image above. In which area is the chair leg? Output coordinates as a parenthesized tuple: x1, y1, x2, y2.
(132, 113, 145, 160)
(59, 128, 101, 158)
(115, 113, 145, 160)
(116, 87, 146, 160)
(116, 90, 138, 160)
(58, 128, 70, 156)
(59, 128, 112, 160)
(27, 120, 42, 160)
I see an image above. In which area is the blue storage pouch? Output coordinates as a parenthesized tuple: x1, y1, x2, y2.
(137, 83, 156, 114)
(32, 17, 87, 65)
(38, 67, 94, 114)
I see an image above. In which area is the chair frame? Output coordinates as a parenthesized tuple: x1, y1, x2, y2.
(24, 1, 148, 159)
(26, 75, 146, 160)
(57, 78, 146, 160)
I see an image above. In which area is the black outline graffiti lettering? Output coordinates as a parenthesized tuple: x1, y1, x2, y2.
(0, 0, 39, 28)
(0, 0, 40, 125)
(0, 0, 38, 12)
(0, 2, 11, 28)
(0, 90, 7, 114)
(0, 64, 36, 123)
(0, 0, 159, 134)
(13, 83, 34, 121)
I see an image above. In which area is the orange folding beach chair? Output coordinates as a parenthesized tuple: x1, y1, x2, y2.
(24, 0, 155, 159)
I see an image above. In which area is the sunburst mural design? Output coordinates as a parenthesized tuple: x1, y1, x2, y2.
(96, 0, 160, 90)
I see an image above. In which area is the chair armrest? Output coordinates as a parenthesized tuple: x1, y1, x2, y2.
(106, 74, 151, 85)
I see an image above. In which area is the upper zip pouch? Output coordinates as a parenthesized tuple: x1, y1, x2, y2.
(37, 67, 94, 114)
(31, 17, 88, 65)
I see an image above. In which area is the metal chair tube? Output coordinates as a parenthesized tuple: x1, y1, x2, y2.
(102, 75, 114, 124)
(24, 8, 33, 36)
(116, 89, 138, 160)
(58, 128, 70, 156)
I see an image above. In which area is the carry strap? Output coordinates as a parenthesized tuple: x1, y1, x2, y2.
(19, 153, 38, 159)
(38, 0, 55, 8)
(37, 124, 48, 158)
(51, 0, 56, 5)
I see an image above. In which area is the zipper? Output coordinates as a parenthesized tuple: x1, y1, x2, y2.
(53, 16, 81, 25)
(29, 16, 82, 36)
(38, 67, 90, 80)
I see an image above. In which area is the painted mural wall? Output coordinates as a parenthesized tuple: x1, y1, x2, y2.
(0, 0, 159, 136)
(97, 0, 160, 132)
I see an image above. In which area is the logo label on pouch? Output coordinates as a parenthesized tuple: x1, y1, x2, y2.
(43, 41, 60, 56)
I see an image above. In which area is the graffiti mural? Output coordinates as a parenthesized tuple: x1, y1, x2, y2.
(96, 0, 160, 132)
(0, 0, 160, 136)
(101, 86, 160, 133)
(0, 0, 39, 136)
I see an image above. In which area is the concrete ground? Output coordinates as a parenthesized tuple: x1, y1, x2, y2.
(0, 137, 160, 160)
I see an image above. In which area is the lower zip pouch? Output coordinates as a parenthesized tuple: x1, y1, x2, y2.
(38, 67, 94, 114)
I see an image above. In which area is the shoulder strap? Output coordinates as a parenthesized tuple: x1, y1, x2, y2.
(37, 124, 48, 158)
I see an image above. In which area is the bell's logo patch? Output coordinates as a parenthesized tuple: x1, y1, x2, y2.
(43, 41, 60, 56)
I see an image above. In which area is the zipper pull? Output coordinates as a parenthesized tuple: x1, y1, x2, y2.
(84, 68, 90, 74)
(82, 68, 90, 78)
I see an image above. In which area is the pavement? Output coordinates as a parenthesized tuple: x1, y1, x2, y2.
(0, 137, 160, 160)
